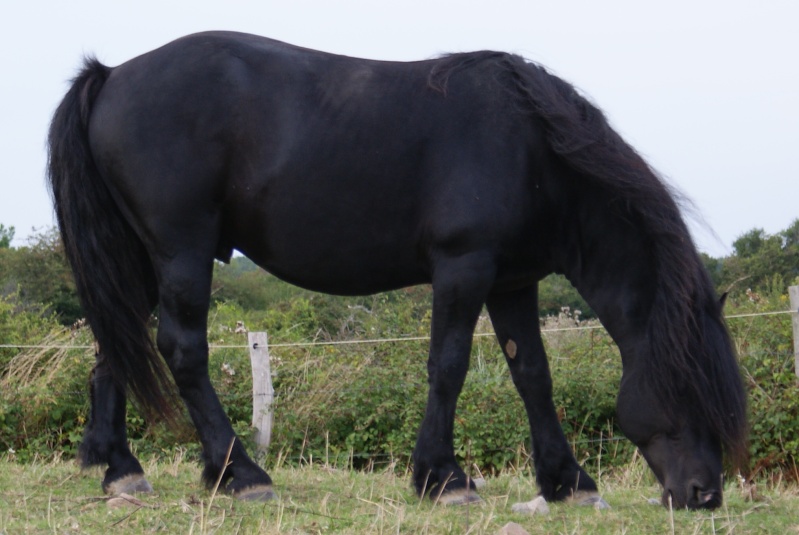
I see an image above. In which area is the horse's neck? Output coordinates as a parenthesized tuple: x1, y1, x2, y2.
(554, 189, 657, 350)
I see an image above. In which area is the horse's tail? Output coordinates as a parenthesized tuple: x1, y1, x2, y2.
(47, 57, 175, 423)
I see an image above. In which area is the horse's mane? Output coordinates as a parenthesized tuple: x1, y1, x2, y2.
(429, 52, 748, 467)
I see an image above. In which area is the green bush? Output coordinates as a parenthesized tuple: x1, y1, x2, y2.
(0, 229, 81, 325)
(1, 285, 797, 483)
(229, 304, 630, 474)
(726, 288, 798, 477)
(0, 290, 62, 373)
(0, 326, 93, 459)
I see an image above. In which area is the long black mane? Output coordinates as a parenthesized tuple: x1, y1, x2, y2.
(432, 52, 747, 466)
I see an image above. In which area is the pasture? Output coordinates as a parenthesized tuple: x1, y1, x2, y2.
(1, 454, 797, 534)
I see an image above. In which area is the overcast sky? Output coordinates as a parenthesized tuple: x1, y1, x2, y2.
(1, 0, 796, 257)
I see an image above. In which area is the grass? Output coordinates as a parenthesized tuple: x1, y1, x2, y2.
(1, 452, 798, 534)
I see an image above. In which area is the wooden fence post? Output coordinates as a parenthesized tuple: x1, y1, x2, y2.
(248, 331, 273, 451)
(790, 286, 799, 379)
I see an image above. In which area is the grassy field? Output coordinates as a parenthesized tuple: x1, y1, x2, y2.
(1, 453, 797, 534)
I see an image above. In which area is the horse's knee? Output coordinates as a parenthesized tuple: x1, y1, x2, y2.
(156, 323, 208, 375)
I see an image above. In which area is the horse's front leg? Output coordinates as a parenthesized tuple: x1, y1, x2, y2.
(486, 286, 602, 505)
(412, 252, 495, 504)
(80, 354, 153, 494)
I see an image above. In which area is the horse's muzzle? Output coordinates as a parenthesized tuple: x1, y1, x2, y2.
(662, 480, 722, 510)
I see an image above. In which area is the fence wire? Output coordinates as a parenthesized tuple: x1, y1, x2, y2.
(0, 308, 792, 351)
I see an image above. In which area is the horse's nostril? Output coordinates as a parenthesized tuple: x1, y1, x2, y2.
(691, 486, 721, 509)
(662, 482, 722, 510)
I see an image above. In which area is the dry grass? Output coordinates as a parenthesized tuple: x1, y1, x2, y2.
(1, 452, 798, 534)
(0, 328, 91, 389)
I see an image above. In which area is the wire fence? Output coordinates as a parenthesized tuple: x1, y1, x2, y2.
(1, 309, 792, 406)
(0, 309, 792, 351)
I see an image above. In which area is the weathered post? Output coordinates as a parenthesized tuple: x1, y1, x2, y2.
(248, 331, 274, 451)
(790, 286, 799, 379)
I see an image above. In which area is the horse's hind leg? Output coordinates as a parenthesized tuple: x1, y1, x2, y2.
(80, 355, 153, 494)
(80, 269, 158, 495)
(412, 252, 495, 504)
(154, 252, 274, 500)
(486, 286, 599, 503)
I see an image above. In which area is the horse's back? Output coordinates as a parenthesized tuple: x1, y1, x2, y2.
(88, 32, 544, 294)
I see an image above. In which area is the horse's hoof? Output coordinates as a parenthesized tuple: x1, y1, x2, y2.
(105, 474, 153, 495)
(434, 488, 483, 506)
(232, 485, 277, 501)
(511, 496, 550, 515)
(568, 491, 610, 509)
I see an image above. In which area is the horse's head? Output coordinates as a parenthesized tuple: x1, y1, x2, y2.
(616, 370, 724, 509)
(614, 293, 746, 510)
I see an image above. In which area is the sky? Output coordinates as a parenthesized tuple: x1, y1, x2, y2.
(1, 0, 796, 257)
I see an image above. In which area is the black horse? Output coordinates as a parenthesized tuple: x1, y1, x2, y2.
(48, 31, 747, 510)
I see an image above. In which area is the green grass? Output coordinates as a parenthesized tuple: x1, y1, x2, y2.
(1, 453, 797, 534)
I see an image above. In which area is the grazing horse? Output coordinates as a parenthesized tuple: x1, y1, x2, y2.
(48, 31, 747, 509)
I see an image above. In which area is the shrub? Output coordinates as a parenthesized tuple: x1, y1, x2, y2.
(0, 286, 797, 484)
(726, 289, 798, 478)
(0, 290, 62, 374)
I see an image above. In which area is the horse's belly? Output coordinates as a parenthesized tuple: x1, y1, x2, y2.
(231, 217, 429, 296)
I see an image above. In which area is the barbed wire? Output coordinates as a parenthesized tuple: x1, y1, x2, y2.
(0, 308, 793, 351)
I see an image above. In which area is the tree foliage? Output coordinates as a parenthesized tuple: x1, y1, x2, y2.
(712, 219, 799, 295)
(0, 228, 81, 325)
(1, 218, 797, 330)
(538, 274, 592, 318)
(0, 224, 14, 249)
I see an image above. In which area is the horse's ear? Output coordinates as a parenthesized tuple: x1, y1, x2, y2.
(719, 292, 729, 309)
